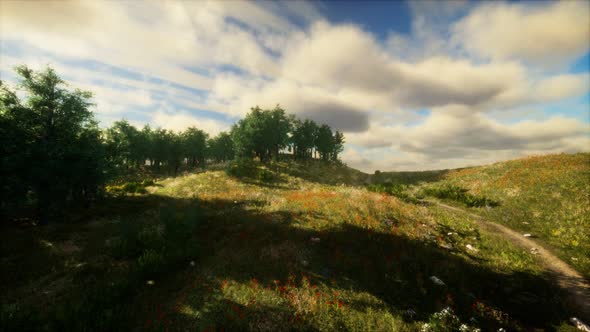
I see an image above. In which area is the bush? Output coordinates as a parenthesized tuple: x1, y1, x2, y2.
(423, 185, 499, 207)
(138, 249, 165, 276)
(226, 159, 259, 178)
(366, 183, 420, 204)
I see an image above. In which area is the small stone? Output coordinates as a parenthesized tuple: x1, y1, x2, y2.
(466, 244, 478, 252)
(523, 233, 532, 237)
(447, 232, 454, 236)
(146, 280, 155, 285)
(430, 275, 445, 286)
(441, 243, 453, 250)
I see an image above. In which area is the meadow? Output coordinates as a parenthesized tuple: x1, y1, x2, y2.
(374, 153, 590, 278)
(2, 157, 584, 331)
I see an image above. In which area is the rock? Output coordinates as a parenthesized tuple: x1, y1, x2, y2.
(530, 248, 539, 255)
(523, 233, 532, 237)
(429, 276, 445, 286)
(441, 243, 453, 250)
(146, 280, 155, 285)
(466, 244, 478, 252)
(570, 317, 590, 332)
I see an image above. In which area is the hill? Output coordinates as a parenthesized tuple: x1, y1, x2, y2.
(1, 158, 586, 331)
(373, 153, 590, 278)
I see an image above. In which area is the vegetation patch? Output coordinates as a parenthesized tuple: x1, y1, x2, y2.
(366, 183, 421, 204)
(422, 185, 500, 208)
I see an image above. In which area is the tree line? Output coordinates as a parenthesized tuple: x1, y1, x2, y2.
(0, 66, 345, 222)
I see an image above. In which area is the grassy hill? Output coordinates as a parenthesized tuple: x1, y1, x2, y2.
(373, 153, 590, 278)
(1, 158, 584, 331)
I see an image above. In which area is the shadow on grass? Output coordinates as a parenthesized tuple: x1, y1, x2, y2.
(1, 193, 572, 331)
(371, 169, 452, 186)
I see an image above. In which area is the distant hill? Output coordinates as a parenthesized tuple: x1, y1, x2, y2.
(372, 153, 590, 277)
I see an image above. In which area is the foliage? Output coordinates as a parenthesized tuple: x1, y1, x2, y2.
(423, 185, 499, 207)
(0, 65, 106, 222)
(232, 105, 345, 163)
(366, 183, 421, 204)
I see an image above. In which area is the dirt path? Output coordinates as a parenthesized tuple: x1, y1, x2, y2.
(432, 201, 590, 321)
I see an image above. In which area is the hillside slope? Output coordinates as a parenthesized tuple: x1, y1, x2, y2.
(375, 153, 590, 278)
(1, 159, 577, 331)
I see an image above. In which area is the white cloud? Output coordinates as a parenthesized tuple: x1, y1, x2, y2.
(453, 1, 590, 65)
(1, 0, 588, 172)
(151, 110, 229, 136)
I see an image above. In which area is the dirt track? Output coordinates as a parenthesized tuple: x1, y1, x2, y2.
(433, 201, 590, 322)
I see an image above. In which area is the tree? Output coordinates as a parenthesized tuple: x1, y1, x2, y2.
(0, 65, 104, 223)
(208, 131, 234, 162)
(291, 118, 318, 160)
(182, 127, 208, 168)
(332, 130, 345, 162)
(231, 106, 291, 163)
(315, 124, 335, 161)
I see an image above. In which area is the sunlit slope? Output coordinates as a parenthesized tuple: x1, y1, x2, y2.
(379, 153, 590, 277)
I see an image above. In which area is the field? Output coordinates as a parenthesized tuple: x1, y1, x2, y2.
(1, 157, 586, 331)
(374, 153, 590, 278)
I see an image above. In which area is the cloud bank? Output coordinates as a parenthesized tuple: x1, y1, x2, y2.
(1, 0, 588, 172)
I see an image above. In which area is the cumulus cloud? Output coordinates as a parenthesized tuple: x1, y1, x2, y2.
(453, 1, 590, 65)
(1, 0, 588, 172)
(151, 111, 229, 135)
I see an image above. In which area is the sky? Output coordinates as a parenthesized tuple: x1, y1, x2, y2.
(1, 0, 589, 172)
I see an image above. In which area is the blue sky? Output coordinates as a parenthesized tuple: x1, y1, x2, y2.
(1, 0, 588, 171)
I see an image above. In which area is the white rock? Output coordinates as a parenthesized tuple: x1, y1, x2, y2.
(466, 244, 478, 252)
(523, 233, 532, 237)
(430, 276, 445, 286)
(570, 317, 590, 332)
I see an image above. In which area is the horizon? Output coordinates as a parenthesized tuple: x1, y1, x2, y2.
(1, 0, 589, 172)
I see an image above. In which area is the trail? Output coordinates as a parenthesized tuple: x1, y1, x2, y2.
(432, 200, 590, 321)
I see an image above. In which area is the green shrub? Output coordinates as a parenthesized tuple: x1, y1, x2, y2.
(366, 183, 420, 204)
(423, 185, 499, 207)
(258, 169, 276, 182)
(226, 159, 260, 178)
(138, 249, 165, 276)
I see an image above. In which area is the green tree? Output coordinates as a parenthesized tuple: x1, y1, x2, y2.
(315, 124, 335, 161)
(208, 131, 234, 162)
(182, 127, 208, 168)
(0, 65, 105, 223)
(291, 118, 318, 160)
(231, 106, 290, 163)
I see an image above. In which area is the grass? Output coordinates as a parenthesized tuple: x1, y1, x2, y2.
(381, 153, 589, 278)
(1, 157, 583, 331)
